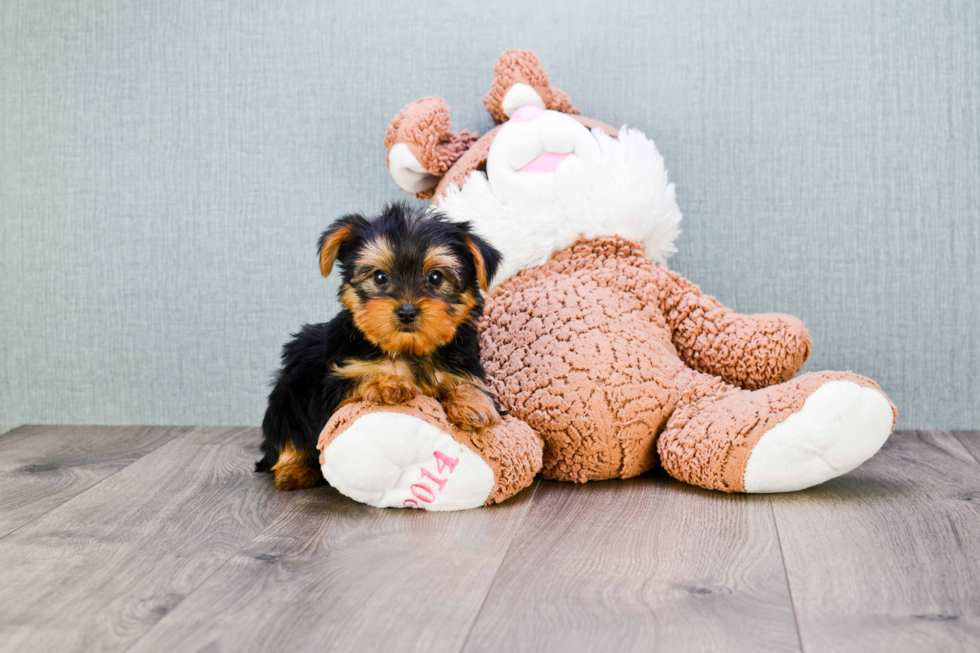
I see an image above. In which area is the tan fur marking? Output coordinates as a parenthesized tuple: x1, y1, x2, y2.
(333, 357, 412, 381)
(351, 296, 403, 351)
(464, 238, 488, 292)
(271, 442, 320, 491)
(320, 224, 354, 277)
(351, 295, 465, 356)
(348, 373, 419, 406)
(340, 284, 363, 313)
(414, 296, 459, 351)
(454, 289, 478, 320)
(333, 358, 489, 417)
(434, 370, 486, 393)
(422, 245, 460, 274)
(441, 383, 500, 432)
(354, 237, 395, 272)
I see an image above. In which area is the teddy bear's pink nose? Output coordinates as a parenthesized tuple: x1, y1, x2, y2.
(510, 105, 546, 123)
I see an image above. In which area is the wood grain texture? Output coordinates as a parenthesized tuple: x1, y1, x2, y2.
(771, 430, 980, 652)
(0, 426, 296, 653)
(954, 430, 980, 465)
(0, 425, 188, 538)
(4, 427, 979, 653)
(125, 481, 541, 653)
(461, 475, 800, 653)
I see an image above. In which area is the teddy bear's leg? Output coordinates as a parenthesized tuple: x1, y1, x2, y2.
(649, 263, 813, 390)
(316, 396, 542, 511)
(658, 370, 896, 493)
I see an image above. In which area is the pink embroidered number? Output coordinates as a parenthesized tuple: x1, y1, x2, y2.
(433, 450, 459, 474)
(419, 467, 447, 492)
(403, 451, 460, 509)
(410, 483, 435, 502)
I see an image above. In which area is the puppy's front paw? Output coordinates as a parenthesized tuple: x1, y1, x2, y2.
(443, 385, 500, 432)
(360, 375, 419, 405)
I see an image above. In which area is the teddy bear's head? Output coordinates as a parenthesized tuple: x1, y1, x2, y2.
(386, 50, 682, 287)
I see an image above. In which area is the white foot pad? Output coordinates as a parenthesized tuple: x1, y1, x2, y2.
(743, 381, 893, 493)
(320, 412, 495, 510)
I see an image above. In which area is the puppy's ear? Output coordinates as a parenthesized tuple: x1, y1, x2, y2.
(318, 214, 366, 277)
(464, 234, 502, 293)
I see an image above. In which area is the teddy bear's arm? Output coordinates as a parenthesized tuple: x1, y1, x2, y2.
(651, 265, 812, 390)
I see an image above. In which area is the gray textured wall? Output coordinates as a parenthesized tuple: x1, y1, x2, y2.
(2, 0, 977, 435)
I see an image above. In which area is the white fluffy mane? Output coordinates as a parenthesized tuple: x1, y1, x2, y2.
(437, 126, 682, 287)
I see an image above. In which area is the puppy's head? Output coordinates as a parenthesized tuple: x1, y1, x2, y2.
(318, 203, 501, 356)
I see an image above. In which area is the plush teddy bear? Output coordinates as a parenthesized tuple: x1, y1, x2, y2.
(318, 49, 896, 508)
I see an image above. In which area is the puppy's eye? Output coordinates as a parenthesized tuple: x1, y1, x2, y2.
(373, 271, 389, 286)
(427, 271, 443, 287)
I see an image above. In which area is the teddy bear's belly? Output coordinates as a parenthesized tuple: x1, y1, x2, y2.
(481, 266, 688, 483)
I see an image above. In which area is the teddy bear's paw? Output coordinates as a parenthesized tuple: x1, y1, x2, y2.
(743, 381, 894, 493)
(320, 411, 495, 511)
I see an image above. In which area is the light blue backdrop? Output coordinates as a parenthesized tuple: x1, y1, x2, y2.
(2, 0, 978, 434)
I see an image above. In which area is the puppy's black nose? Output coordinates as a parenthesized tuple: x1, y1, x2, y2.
(396, 304, 418, 324)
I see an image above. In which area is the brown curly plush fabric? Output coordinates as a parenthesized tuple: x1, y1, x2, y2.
(483, 49, 579, 123)
(317, 395, 543, 505)
(384, 97, 479, 199)
(431, 125, 502, 202)
(656, 265, 812, 390)
(659, 370, 896, 491)
(377, 49, 896, 498)
(481, 237, 686, 482)
(479, 235, 879, 488)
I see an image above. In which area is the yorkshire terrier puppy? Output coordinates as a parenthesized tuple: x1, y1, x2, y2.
(256, 203, 503, 491)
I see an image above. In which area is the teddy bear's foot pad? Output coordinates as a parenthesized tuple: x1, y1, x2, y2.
(743, 381, 893, 493)
(320, 411, 496, 510)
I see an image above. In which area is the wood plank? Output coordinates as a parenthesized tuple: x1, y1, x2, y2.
(771, 430, 980, 652)
(124, 481, 541, 653)
(0, 425, 188, 538)
(461, 475, 800, 653)
(953, 430, 980, 465)
(0, 426, 297, 653)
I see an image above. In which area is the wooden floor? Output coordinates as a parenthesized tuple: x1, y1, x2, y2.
(0, 427, 978, 653)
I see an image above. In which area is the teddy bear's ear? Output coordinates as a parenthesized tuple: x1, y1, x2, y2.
(483, 50, 579, 124)
(385, 97, 480, 200)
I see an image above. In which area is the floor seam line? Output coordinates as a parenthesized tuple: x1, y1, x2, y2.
(770, 495, 807, 653)
(949, 430, 980, 467)
(0, 426, 195, 542)
(118, 502, 302, 653)
(118, 440, 307, 653)
(455, 479, 542, 653)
